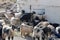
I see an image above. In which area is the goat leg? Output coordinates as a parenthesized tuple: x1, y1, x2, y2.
(11, 36, 14, 40)
(2, 39, 5, 40)
(33, 37, 35, 40)
(8, 36, 10, 40)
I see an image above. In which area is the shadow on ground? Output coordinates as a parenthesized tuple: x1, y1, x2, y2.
(25, 36, 33, 40)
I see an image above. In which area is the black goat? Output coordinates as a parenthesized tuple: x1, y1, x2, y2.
(20, 13, 32, 22)
(50, 23, 59, 28)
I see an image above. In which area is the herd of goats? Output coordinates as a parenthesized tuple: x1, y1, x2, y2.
(0, 10, 60, 40)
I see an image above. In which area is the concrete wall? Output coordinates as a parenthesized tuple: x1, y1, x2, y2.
(45, 7, 60, 24)
(39, 0, 60, 24)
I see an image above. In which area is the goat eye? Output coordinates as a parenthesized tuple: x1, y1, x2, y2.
(40, 26, 42, 28)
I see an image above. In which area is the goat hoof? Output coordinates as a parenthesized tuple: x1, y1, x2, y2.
(33, 37, 35, 40)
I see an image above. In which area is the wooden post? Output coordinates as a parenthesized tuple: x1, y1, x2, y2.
(30, 5, 32, 22)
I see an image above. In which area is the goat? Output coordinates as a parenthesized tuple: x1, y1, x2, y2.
(32, 21, 54, 40)
(54, 26, 60, 38)
(32, 25, 43, 40)
(2, 24, 14, 40)
(50, 23, 59, 28)
(20, 23, 33, 38)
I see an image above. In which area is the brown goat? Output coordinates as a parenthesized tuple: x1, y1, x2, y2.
(20, 24, 33, 38)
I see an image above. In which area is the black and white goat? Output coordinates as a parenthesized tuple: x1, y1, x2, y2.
(32, 21, 54, 40)
(2, 23, 14, 40)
